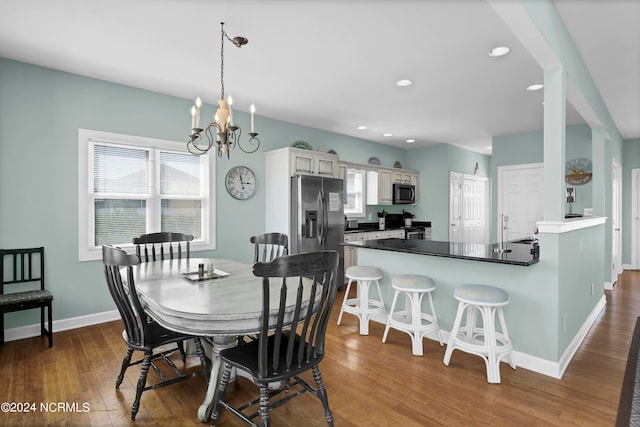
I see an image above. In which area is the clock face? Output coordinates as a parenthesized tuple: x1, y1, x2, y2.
(225, 166, 256, 200)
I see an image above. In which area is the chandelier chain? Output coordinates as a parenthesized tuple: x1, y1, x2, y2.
(220, 23, 225, 101)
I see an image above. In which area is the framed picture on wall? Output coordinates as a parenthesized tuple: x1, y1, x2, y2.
(565, 158, 593, 185)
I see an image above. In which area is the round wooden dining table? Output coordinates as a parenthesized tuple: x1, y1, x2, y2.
(123, 257, 317, 422)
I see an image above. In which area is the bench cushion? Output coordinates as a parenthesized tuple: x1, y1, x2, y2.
(0, 290, 53, 306)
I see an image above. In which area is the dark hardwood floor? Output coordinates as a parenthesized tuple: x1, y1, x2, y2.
(1, 270, 639, 426)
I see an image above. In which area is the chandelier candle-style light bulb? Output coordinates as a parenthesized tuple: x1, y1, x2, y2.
(228, 95, 234, 126)
(186, 22, 260, 158)
(250, 104, 255, 133)
(195, 96, 202, 129)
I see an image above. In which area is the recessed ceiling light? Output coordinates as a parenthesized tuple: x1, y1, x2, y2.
(406, 139, 415, 144)
(357, 125, 367, 130)
(526, 84, 544, 91)
(488, 46, 510, 57)
(396, 79, 413, 87)
(383, 133, 393, 137)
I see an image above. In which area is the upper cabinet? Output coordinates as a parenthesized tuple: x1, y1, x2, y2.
(364, 166, 419, 206)
(289, 148, 338, 177)
(366, 169, 393, 205)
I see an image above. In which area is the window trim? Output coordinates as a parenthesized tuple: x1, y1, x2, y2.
(344, 167, 366, 218)
(78, 129, 216, 261)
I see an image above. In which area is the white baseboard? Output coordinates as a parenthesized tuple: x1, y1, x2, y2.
(623, 264, 635, 270)
(513, 295, 606, 379)
(605, 281, 614, 290)
(3, 310, 120, 342)
(556, 295, 607, 378)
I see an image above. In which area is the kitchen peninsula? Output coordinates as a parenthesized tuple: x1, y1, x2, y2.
(343, 218, 606, 379)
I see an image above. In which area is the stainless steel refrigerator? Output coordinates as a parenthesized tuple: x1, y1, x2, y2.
(290, 175, 344, 283)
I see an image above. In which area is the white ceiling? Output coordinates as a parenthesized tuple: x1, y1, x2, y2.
(0, 0, 637, 154)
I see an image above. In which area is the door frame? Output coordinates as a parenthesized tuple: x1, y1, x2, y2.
(611, 158, 622, 284)
(632, 168, 640, 269)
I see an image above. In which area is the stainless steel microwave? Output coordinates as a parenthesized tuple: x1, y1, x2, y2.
(393, 183, 416, 204)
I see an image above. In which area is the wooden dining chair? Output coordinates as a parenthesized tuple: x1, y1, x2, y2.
(250, 232, 288, 263)
(102, 245, 209, 421)
(132, 232, 194, 360)
(132, 232, 193, 262)
(210, 250, 339, 427)
(0, 247, 53, 347)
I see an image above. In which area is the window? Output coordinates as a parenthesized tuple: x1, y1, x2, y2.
(344, 168, 366, 217)
(78, 129, 215, 261)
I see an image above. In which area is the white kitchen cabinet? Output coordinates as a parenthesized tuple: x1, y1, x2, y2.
(343, 228, 406, 277)
(366, 169, 393, 205)
(368, 231, 384, 240)
(409, 172, 419, 203)
(381, 229, 405, 239)
(393, 171, 417, 184)
(290, 148, 337, 177)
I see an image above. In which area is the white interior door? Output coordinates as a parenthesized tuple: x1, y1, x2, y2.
(463, 175, 489, 244)
(633, 169, 640, 269)
(450, 172, 462, 242)
(498, 163, 544, 241)
(450, 172, 489, 244)
(612, 159, 622, 282)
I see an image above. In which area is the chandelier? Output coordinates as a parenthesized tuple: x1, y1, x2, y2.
(187, 22, 259, 158)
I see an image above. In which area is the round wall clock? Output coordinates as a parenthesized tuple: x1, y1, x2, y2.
(565, 158, 593, 185)
(225, 166, 257, 200)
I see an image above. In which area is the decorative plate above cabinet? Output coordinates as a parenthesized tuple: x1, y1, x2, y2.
(292, 141, 312, 150)
(368, 157, 381, 166)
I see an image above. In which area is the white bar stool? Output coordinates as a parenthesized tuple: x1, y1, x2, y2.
(443, 284, 515, 383)
(337, 265, 385, 335)
(382, 274, 443, 356)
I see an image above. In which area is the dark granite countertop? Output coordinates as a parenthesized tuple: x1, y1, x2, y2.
(345, 221, 432, 233)
(342, 238, 539, 266)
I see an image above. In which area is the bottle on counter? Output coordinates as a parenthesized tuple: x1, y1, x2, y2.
(531, 228, 539, 244)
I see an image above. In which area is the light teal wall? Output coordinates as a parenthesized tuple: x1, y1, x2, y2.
(623, 138, 640, 264)
(565, 124, 593, 215)
(405, 144, 449, 240)
(556, 224, 605, 352)
(404, 144, 491, 241)
(0, 58, 411, 329)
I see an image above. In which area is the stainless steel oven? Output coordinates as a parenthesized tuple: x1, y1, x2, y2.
(405, 227, 425, 240)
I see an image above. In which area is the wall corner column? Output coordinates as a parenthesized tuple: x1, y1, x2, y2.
(543, 66, 567, 222)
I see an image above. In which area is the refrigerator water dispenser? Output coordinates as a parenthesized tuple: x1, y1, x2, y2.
(305, 211, 317, 238)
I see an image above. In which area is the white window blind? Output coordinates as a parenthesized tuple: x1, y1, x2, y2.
(93, 144, 150, 246)
(159, 151, 203, 239)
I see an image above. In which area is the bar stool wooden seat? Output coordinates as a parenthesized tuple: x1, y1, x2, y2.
(337, 265, 385, 335)
(443, 284, 515, 383)
(382, 274, 443, 356)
